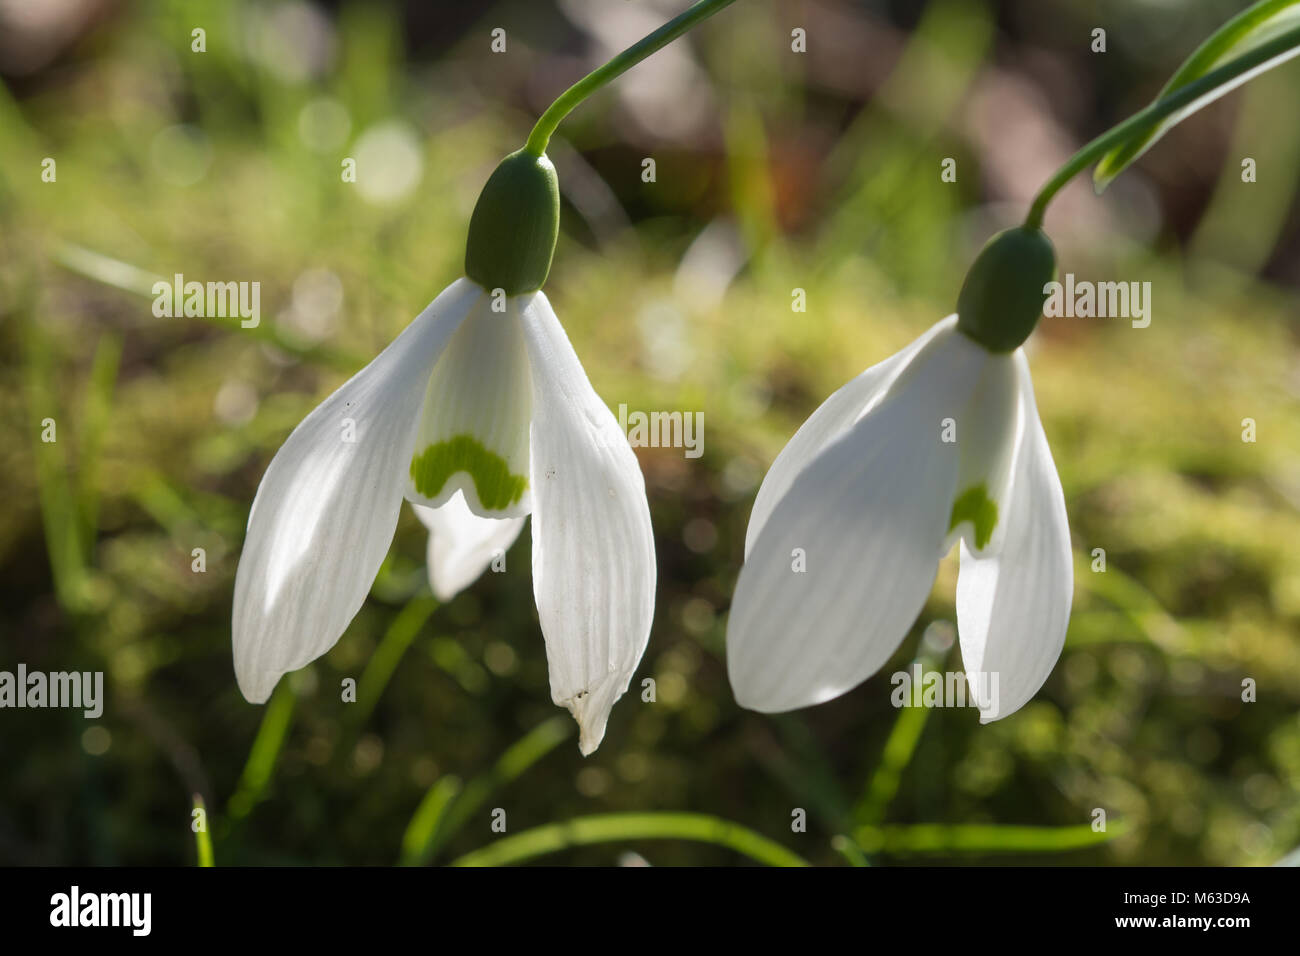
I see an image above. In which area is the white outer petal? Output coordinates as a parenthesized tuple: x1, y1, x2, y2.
(413, 493, 526, 602)
(518, 292, 656, 755)
(956, 352, 1073, 722)
(745, 316, 958, 557)
(727, 321, 987, 712)
(232, 279, 481, 702)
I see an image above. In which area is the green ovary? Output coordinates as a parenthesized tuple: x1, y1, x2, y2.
(410, 434, 528, 511)
(948, 484, 998, 551)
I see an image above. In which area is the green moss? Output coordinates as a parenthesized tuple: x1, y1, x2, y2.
(410, 434, 527, 511)
(949, 483, 998, 550)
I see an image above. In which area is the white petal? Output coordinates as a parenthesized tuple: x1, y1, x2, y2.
(518, 292, 656, 755)
(945, 351, 1020, 555)
(956, 353, 1073, 722)
(405, 291, 534, 518)
(413, 493, 526, 602)
(745, 316, 957, 556)
(728, 322, 988, 712)
(233, 279, 481, 702)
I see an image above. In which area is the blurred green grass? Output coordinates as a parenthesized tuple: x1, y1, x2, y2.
(1, 0, 1298, 866)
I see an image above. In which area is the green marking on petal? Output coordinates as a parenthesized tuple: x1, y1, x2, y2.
(410, 434, 528, 511)
(949, 484, 998, 551)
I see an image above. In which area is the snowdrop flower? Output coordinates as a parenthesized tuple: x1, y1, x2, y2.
(727, 227, 1072, 722)
(233, 150, 655, 754)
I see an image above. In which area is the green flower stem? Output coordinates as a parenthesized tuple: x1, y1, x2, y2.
(1024, 22, 1300, 229)
(192, 794, 214, 867)
(449, 812, 810, 867)
(349, 594, 438, 728)
(853, 652, 940, 828)
(523, 0, 739, 156)
(226, 681, 295, 821)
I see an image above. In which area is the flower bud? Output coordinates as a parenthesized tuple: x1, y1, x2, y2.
(464, 149, 560, 295)
(956, 226, 1056, 353)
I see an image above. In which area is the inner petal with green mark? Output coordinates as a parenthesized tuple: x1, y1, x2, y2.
(410, 434, 528, 512)
(947, 355, 1019, 553)
(404, 293, 534, 518)
(949, 483, 998, 551)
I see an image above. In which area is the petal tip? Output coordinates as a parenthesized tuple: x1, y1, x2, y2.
(560, 671, 633, 756)
(728, 657, 817, 714)
(576, 728, 603, 757)
(728, 668, 780, 713)
(732, 692, 784, 715)
(568, 697, 609, 757)
(235, 666, 277, 705)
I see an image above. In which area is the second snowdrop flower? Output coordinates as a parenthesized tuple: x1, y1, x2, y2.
(727, 227, 1072, 722)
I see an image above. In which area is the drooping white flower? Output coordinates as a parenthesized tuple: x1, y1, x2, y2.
(232, 276, 656, 755)
(727, 307, 1072, 722)
(233, 144, 658, 755)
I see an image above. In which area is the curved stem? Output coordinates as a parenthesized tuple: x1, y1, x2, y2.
(1024, 23, 1300, 229)
(524, 0, 739, 156)
(449, 812, 809, 867)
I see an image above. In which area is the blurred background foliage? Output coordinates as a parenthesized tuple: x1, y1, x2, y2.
(1, 0, 1298, 866)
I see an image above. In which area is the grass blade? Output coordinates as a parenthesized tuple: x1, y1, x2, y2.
(423, 716, 572, 862)
(192, 794, 215, 867)
(854, 651, 941, 828)
(350, 594, 438, 727)
(855, 820, 1129, 856)
(227, 681, 296, 820)
(398, 775, 462, 867)
(450, 812, 810, 867)
(1094, 0, 1300, 189)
